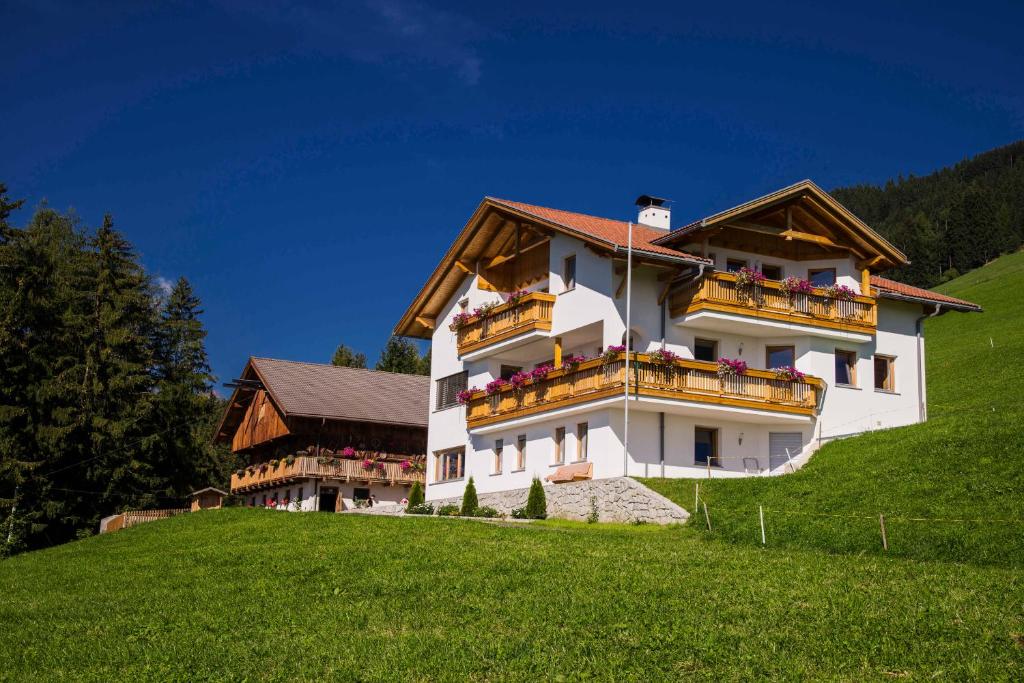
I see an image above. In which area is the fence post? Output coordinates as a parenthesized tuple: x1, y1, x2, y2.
(703, 502, 712, 532)
(694, 482, 699, 512)
(759, 505, 766, 546)
(879, 514, 888, 551)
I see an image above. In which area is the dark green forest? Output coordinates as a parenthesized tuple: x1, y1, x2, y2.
(832, 140, 1024, 287)
(0, 185, 241, 555)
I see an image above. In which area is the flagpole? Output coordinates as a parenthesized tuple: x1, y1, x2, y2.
(623, 221, 633, 477)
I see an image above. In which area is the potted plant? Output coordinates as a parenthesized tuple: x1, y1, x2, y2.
(649, 347, 680, 366)
(771, 366, 806, 382)
(716, 357, 748, 379)
(601, 344, 625, 364)
(824, 283, 856, 301)
(341, 446, 357, 458)
(485, 378, 507, 413)
(734, 267, 765, 303)
(449, 311, 472, 332)
(506, 289, 529, 306)
(456, 387, 478, 405)
(508, 371, 530, 401)
(561, 353, 586, 371)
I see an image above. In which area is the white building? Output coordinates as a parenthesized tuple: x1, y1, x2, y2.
(394, 181, 981, 501)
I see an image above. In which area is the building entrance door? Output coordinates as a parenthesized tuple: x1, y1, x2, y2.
(318, 487, 338, 512)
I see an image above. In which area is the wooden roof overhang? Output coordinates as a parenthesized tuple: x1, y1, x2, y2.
(652, 180, 909, 271)
(394, 198, 707, 339)
(214, 360, 270, 446)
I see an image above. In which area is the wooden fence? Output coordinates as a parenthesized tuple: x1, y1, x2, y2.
(100, 508, 189, 534)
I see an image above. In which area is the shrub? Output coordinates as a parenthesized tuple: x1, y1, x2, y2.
(407, 481, 425, 511)
(437, 504, 460, 517)
(524, 478, 547, 520)
(461, 477, 479, 516)
(474, 506, 501, 518)
(587, 496, 599, 524)
(510, 507, 528, 519)
(406, 502, 434, 516)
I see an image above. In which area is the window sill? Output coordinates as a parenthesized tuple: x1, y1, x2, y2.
(434, 478, 464, 484)
(569, 459, 588, 465)
(549, 462, 566, 468)
(835, 384, 860, 390)
(510, 468, 526, 473)
(490, 472, 502, 477)
(874, 389, 899, 395)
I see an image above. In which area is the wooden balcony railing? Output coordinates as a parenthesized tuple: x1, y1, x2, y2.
(230, 455, 425, 493)
(669, 271, 876, 333)
(465, 353, 823, 428)
(456, 292, 556, 356)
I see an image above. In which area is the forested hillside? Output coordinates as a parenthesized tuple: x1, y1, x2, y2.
(0, 184, 239, 554)
(832, 140, 1024, 288)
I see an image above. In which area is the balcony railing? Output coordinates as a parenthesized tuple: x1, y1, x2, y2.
(230, 455, 425, 493)
(465, 353, 823, 428)
(456, 292, 556, 356)
(669, 271, 876, 333)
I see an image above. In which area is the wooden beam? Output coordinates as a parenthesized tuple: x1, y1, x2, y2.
(856, 255, 887, 271)
(723, 221, 785, 237)
(414, 316, 435, 330)
(486, 253, 516, 269)
(861, 268, 871, 296)
(454, 260, 473, 274)
(615, 272, 628, 298)
(658, 281, 673, 305)
(554, 337, 562, 367)
(780, 229, 846, 250)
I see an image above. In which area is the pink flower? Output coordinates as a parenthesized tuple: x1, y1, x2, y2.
(735, 267, 766, 287)
(650, 347, 680, 365)
(531, 365, 554, 380)
(341, 446, 356, 458)
(561, 354, 587, 370)
(457, 387, 478, 405)
(781, 277, 813, 296)
(485, 378, 508, 395)
(400, 460, 413, 471)
(771, 366, 806, 382)
(509, 371, 530, 389)
(507, 289, 529, 305)
(449, 312, 472, 331)
(716, 357, 748, 377)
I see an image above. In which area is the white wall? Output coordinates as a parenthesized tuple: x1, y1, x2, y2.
(242, 480, 410, 511)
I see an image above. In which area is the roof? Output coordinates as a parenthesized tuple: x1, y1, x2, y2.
(870, 276, 982, 312)
(190, 487, 228, 497)
(250, 358, 429, 427)
(652, 179, 908, 268)
(488, 198, 710, 263)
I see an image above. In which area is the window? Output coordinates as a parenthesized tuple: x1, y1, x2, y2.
(554, 427, 565, 464)
(808, 268, 836, 287)
(576, 422, 589, 461)
(500, 365, 522, 381)
(766, 345, 795, 369)
(493, 439, 503, 474)
(726, 258, 748, 273)
(695, 427, 719, 467)
(297, 487, 303, 506)
(874, 355, 895, 392)
(563, 255, 577, 291)
(761, 264, 783, 281)
(353, 487, 370, 502)
(835, 349, 857, 386)
(436, 371, 468, 410)
(436, 448, 465, 481)
(694, 338, 718, 363)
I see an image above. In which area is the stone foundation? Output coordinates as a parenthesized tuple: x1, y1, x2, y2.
(429, 477, 689, 525)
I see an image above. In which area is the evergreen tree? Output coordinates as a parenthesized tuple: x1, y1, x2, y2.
(331, 344, 367, 368)
(461, 476, 478, 516)
(376, 336, 428, 375)
(417, 346, 432, 376)
(150, 278, 228, 496)
(406, 481, 424, 511)
(525, 477, 547, 519)
(81, 215, 160, 522)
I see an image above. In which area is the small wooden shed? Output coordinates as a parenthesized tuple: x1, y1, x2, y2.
(189, 487, 228, 512)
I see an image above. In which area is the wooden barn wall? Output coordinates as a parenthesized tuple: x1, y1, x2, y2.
(232, 389, 290, 453)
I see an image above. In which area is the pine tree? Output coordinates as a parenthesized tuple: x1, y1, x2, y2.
(376, 336, 428, 375)
(417, 346, 432, 376)
(406, 481, 424, 511)
(81, 216, 159, 520)
(525, 477, 547, 519)
(461, 476, 478, 516)
(150, 277, 228, 497)
(331, 344, 367, 368)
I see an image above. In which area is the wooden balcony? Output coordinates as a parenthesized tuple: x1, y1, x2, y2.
(230, 456, 425, 493)
(456, 292, 556, 356)
(465, 353, 823, 428)
(669, 271, 876, 334)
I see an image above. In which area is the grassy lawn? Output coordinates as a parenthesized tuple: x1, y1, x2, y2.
(1, 508, 1023, 681)
(2, 255, 1022, 681)
(644, 251, 1024, 566)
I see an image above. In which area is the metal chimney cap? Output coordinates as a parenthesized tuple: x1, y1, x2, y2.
(635, 194, 670, 208)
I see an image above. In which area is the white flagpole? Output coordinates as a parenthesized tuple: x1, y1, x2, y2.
(623, 221, 633, 477)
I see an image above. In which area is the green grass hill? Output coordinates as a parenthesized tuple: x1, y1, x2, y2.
(1, 254, 1022, 680)
(645, 250, 1024, 566)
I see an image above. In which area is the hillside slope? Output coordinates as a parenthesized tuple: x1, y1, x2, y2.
(645, 251, 1024, 565)
(1, 509, 1022, 680)
(832, 140, 1024, 288)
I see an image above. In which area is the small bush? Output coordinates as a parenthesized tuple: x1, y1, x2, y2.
(461, 477, 479, 516)
(406, 503, 434, 516)
(511, 507, 527, 519)
(525, 477, 547, 519)
(436, 504, 460, 517)
(474, 506, 501, 518)
(406, 481, 425, 511)
(587, 496, 599, 524)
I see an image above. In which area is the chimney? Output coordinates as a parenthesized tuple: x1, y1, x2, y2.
(635, 195, 671, 230)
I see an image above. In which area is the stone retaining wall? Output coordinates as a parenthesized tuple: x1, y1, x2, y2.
(429, 477, 689, 525)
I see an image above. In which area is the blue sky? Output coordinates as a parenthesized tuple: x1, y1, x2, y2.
(3, 0, 1022, 390)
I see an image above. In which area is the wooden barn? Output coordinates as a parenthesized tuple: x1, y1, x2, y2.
(214, 358, 428, 512)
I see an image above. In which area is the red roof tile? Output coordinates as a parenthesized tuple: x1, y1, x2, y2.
(488, 198, 710, 263)
(870, 276, 981, 311)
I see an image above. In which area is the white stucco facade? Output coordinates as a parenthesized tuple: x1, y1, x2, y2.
(416, 196, 954, 501)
